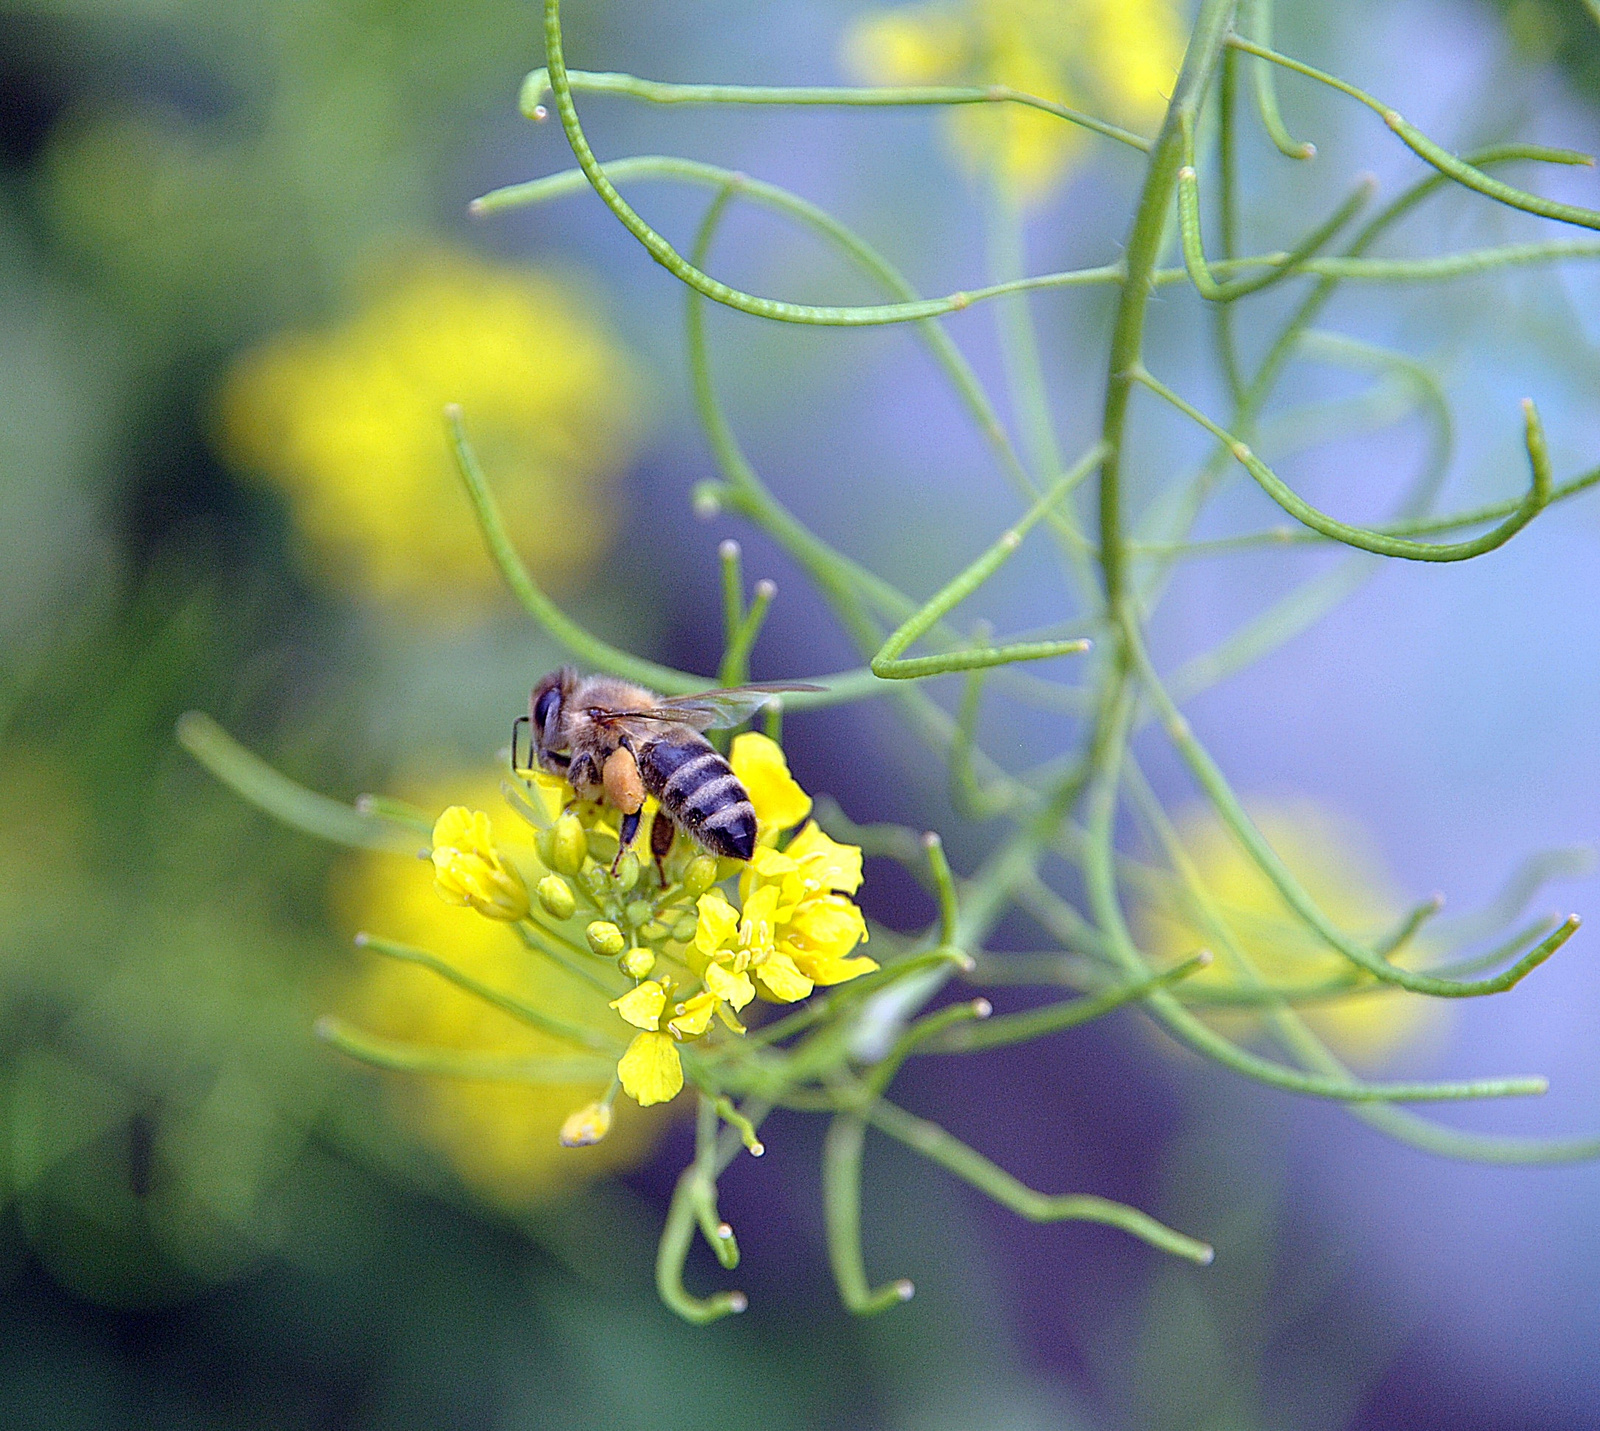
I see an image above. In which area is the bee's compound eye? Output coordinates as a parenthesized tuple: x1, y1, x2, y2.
(533, 685, 562, 736)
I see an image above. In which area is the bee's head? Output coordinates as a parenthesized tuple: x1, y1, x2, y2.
(529, 667, 577, 760)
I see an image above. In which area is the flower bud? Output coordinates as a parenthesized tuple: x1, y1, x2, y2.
(682, 855, 719, 899)
(586, 920, 626, 957)
(624, 898, 654, 928)
(612, 851, 640, 893)
(586, 829, 619, 866)
(430, 807, 529, 921)
(620, 946, 656, 979)
(536, 874, 576, 921)
(552, 812, 588, 876)
(535, 826, 556, 869)
(671, 914, 700, 944)
(559, 1100, 613, 1147)
(641, 920, 671, 943)
(580, 865, 609, 899)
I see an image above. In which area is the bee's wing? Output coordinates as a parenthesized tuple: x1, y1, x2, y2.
(598, 683, 825, 732)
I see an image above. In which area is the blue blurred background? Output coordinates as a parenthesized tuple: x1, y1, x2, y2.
(3, 0, 1600, 1425)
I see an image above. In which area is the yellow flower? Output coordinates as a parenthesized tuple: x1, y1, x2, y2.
(841, 0, 1185, 205)
(617, 1030, 684, 1107)
(1136, 802, 1445, 1069)
(729, 731, 813, 840)
(610, 978, 669, 1031)
(430, 806, 530, 921)
(332, 776, 661, 1208)
(216, 247, 644, 616)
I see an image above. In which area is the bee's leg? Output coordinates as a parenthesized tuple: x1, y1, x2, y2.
(650, 811, 675, 886)
(613, 808, 641, 873)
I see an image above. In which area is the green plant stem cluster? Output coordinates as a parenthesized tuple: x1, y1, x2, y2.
(187, 0, 1600, 1322)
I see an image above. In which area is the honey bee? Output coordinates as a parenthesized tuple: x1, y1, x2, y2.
(513, 669, 822, 867)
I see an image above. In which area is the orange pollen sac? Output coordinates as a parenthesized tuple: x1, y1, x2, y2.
(603, 746, 646, 814)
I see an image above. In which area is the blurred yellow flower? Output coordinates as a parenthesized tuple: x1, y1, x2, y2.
(1137, 801, 1445, 1069)
(332, 776, 660, 1208)
(841, 0, 1184, 204)
(217, 248, 644, 615)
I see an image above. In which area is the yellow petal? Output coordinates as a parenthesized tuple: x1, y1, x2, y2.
(739, 882, 781, 955)
(785, 894, 869, 960)
(694, 890, 739, 956)
(754, 950, 814, 1003)
(609, 979, 667, 1031)
(784, 822, 864, 895)
(749, 846, 798, 879)
(617, 1031, 683, 1106)
(704, 959, 756, 1012)
(668, 992, 718, 1039)
(730, 731, 813, 835)
(789, 947, 878, 986)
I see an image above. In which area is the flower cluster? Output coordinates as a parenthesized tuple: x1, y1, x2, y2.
(841, 0, 1184, 204)
(385, 732, 873, 1141)
(216, 246, 643, 615)
(1136, 801, 1443, 1068)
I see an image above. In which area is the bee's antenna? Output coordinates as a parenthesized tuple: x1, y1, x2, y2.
(511, 715, 530, 773)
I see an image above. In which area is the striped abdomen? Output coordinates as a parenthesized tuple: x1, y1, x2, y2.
(639, 735, 757, 861)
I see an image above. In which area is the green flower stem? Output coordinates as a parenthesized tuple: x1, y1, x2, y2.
(923, 832, 960, 948)
(354, 794, 434, 837)
(1137, 460, 1600, 560)
(718, 537, 745, 658)
(949, 672, 1020, 820)
(1098, 0, 1239, 618)
(1228, 35, 1600, 232)
(695, 1099, 742, 1268)
(1170, 240, 1600, 284)
(927, 953, 1211, 1054)
(176, 712, 418, 853)
(865, 1098, 1214, 1265)
(353, 934, 621, 1053)
(718, 577, 775, 689)
(1131, 368, 1556, 562)
(1213, 47, 1247, 405)
(315, 1017, 615, 1082)
(538, 4, 1131, 328)
(519, 66, 1150, 151)
(1348, 1104, 1600, 1165)
(822, 1113, 916, 1315)
(1126, 622, 1582, 998)
(713, 1095, 765, 1156)
(477, 157, 1124, 319)
(657, 1111, 747, 1323)
(1177, 136, 1373, 301)
(870, 443, 1103, 678)
(1238, 0, 1317, 159)
(1431, 848, 1595, 947)
(1423, 916, 1563, 981)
